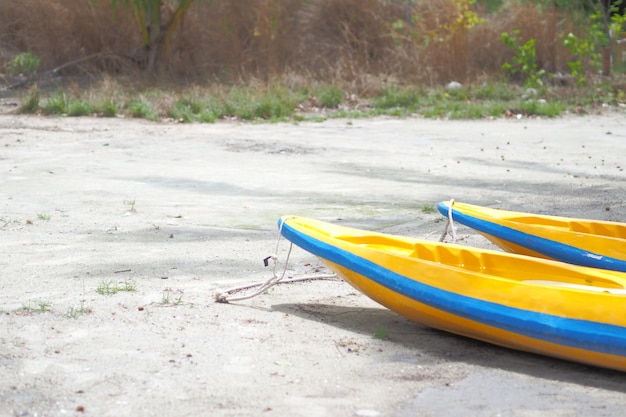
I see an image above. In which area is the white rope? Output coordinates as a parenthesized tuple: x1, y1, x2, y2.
(214, 273, 339, 303)
(438, 198, 457, 243)
(214, 218, 338, 303)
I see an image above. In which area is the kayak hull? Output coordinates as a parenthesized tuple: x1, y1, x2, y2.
(437, 201, 626, 272)
(279, 215, 626, 372)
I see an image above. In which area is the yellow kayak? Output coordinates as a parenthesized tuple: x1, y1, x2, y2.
(279, 215, 626, 372)
(437, 201, 626, 272)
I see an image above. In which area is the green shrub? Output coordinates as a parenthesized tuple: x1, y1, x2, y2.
(98, 98, 119, 117)
(500, 30, 545, 88)
(126, 97, 157, 120)
(5, 52, 41, 76)
(68, 99, 94, 116)
(316, 85, 344, 108)
(41, 93, 69, 115)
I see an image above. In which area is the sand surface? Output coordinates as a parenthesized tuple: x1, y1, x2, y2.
(1, 113, 625, 416)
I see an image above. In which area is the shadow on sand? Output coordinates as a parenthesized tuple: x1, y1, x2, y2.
(272, 302, 626, 391)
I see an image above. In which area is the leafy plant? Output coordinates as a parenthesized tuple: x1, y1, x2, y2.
(608, 2, 626, 43)
(445, 0, 483, 33)
(500, 30, 546, 88)
(124, 199, 137, 212)
(563, 33, 594, 85)
(5, 51, 41, 76)
(563, 0, 626, 83)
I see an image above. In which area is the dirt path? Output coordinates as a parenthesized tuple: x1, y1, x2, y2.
(1, 113, 625, 417)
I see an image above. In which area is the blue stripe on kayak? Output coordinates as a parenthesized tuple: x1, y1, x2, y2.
(437, 202, 626, 273)
(279, 218, 626, 357)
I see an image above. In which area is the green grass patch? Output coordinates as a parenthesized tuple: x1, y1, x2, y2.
(19, 300, 52, 314)
(513, 100, 566, 118)
(97, 98, 120, 117)
(96, 280, 137, 296)
(420, 203, 436, 214)
(471, 82, 520, 101)
(315, 85, 344, 108)
(66, 304, 92, 318)
(220, 86, 303, 121)
(126, 97, 157, 120)
(41, 92, 69, 115)
(170, 97, 218, 122)
(16, 79, 625, 123)
(19, 85, 40, 113)
(373, 86, 424, 111)
(67, 99, 94, 116)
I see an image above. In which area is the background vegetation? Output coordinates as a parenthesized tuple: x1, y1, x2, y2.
(0, 0, 624, 120)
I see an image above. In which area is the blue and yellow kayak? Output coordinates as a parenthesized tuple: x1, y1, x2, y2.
(437, 200, 626, 272)
(279, 215, 626, 372)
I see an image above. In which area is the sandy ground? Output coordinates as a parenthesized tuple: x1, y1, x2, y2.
(1, 112, 626, 417)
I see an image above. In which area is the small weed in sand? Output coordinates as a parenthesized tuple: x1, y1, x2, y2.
(124, 199, 136, 213)
(66, 278, 92, 318)
(374, 327, 389, 340)
(1, 218, 21, 229)
(161, 288, 185, 305)
(420, 203, 436, 214)
(96, 280, 137, 296)
(37, 212, 51, 221)
(66, 303, 92, 318)
(20, 300, 52, 314)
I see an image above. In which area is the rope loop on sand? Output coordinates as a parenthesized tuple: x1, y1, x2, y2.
(438, 198, 457, 243)
(214, 218, 338, 303)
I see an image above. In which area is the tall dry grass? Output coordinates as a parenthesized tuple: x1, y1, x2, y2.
(0, 0, 137, 74)
(0, 0, 590, 90)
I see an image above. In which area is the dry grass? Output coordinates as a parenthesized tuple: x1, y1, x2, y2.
(0, 0, 137, 75)
(0, 0, 617, 91)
